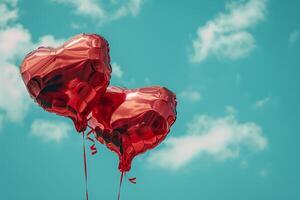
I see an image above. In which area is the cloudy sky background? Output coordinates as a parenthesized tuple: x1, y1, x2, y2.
(0, 0, 299, 199)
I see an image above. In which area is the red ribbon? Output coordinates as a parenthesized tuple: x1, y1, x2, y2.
(87, 129, 98, 155)
(128, 177, 137, 184)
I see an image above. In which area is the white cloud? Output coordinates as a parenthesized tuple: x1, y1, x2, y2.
(0, 25, 32, 123)
(30, 119, 71, 143)
(148, 111, 267, 171)
(111, 62, 123, 78)
(51, 0, 144, 25)
(190, 0, 266, 63)
(289, 30, 299, 44)
(0, 1, 64, 125)
(0, 25, 32, 62)
(53, 0, 106, 20)
(254, 97, 271, 109)
(37, 35, 65, 47)
(0, 62, 31, 122)
(2, 0, 18, 6)
(0, 0, 18, 28)
(179, 89, 202, 102)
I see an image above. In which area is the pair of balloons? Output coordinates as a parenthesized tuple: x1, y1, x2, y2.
(20, 34, 177, 172)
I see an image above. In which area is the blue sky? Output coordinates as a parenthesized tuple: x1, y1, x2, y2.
(0, 0, 299, 199)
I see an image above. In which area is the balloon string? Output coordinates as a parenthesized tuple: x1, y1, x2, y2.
(82, 131, 89, 200)
(118, 172, 124, 200)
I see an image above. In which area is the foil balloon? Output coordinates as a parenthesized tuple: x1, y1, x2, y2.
(20, 34, 111, 132)
(89, 86, 177, 172)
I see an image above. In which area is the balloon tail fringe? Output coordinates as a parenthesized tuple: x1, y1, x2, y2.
(118, 172, 124, 200)
(82, 131, 89, 200)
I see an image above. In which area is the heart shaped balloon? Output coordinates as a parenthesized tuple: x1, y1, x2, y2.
(20, 34, 111, 132)
(89, 86, 177, 172)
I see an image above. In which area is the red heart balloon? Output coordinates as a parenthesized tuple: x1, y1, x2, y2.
(89, 86, 177, 172)
(20, 34, 112, 132)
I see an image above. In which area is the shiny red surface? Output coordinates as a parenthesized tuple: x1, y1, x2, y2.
(20, 34, 111, 132)
(89, 86, 177, 172)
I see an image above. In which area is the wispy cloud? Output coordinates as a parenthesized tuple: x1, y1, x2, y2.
(240, 160, 248, 168)
(30, 119, 71, 143)
(148, 109, 267, 171)
(37, 35, 65, 47)
(289, 30, 299, 44)
(70, 22, 81, 30)
(259, 168, 268, 177)
(111, 62, 123, 78)
(51, 0, 144, 25)
(0, 1, 64, 125)
(225, 105, 238, 116)
(190, 0, 266, 63)
(0, 0, 18, 28)
(179, 89, 202, 102)
(254, 97, 271, 109)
